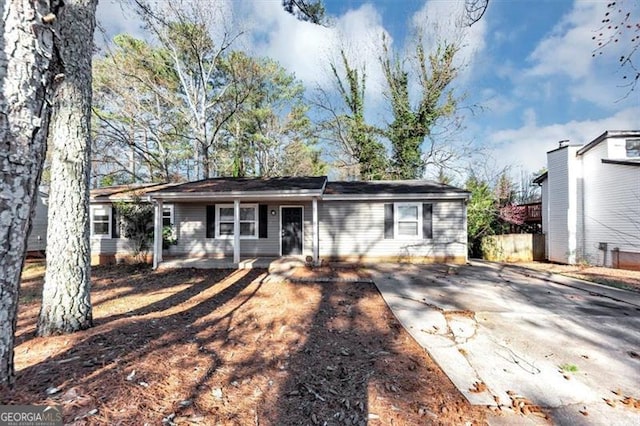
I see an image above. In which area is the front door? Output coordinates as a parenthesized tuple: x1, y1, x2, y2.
(281, 207, 303, 256)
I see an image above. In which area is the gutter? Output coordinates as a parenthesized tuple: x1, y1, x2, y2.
(601, 159, 640, 167)
(107, 190, 469, 203)
(321, 192, 470, 201)
(577, 130, 640, 156)
(147, 190, 325, 201)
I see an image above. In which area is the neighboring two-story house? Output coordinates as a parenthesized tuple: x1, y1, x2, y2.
(534, 130, 640, 270)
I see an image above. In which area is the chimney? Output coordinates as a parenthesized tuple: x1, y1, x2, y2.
(558, 139, 570, 148)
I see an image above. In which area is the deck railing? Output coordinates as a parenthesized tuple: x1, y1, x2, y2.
(524, 203, 542, 222)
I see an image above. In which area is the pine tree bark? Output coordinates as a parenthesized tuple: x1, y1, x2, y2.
(0, 0, 62, 386)
(37, 0, 98, 336)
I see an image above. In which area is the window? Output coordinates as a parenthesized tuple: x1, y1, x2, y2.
(91, 205, 111, 237)
(395, 203, 422, 238)
(162, 205, 174, 227)
(626, 138, 640, 158)
(385, 203, 432, 240)
(216, 204, 258, 239)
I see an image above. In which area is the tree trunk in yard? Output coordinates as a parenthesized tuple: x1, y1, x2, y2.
(0, 0, 62, 386)
(38, 0, 98, 336)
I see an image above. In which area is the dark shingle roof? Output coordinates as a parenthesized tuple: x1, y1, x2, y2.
(93, 178, 470, 200)
(324, 180, 468, 195)
(532, 171, 548, 184)
(148, 176, 328, 194)
(90, 182, 177, 200)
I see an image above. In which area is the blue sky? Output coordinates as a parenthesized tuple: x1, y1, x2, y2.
(97, 0, 639, 178)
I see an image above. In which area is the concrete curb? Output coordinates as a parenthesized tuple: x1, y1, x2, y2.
(371, 286, 496, 406)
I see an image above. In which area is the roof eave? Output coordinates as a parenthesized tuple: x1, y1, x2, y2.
(90, 196, 133, 202)
(532, 172, 548, 184)
(321, 192, 470, 201)
(577, 130, 640, 156)
(601, 159, 640, 167)
(148, 189, 325, 200)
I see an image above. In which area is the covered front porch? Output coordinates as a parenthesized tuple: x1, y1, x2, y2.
(150, 197, 321, 269)
(145, 179, 329, 270)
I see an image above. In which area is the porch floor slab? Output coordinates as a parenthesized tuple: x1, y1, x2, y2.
(158, 256, 307, 272)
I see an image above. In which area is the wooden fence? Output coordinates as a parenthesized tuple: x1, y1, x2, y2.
(481, 234, 545, 262)
(612, 249, 640, 271)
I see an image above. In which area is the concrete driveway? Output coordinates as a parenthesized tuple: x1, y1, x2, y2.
(368, 261, 640, 425)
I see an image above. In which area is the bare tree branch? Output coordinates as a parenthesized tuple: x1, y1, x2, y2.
(464, 0, 489, 27)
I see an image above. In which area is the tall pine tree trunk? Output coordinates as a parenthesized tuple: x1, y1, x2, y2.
(0, 0, 62, 386)
(37, 0, 98, 336)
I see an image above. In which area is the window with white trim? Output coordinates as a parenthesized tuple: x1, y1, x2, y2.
(162, 205, 174, 227)
(90, 205, 111, 238)
(216, 204, 258, 238)
(395, 203, 422, 238)
(626, 138, 640, 158)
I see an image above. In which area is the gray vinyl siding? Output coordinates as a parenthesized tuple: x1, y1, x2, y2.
(90, 236, 140, 254)
(581, 142, 640, 266)
(543, 136, 640, 267)
(540, 180, 549, 259)
(89, 203, 152, 255)
(90, 198, 467, 261)
(318, 200, 467, 259)
(547, 147, 572, 264)
(170, 202, 312, 257)
(89, 201, 311, 257)
(89, 203, 138, 254)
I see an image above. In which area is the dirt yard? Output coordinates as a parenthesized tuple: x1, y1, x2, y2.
(515, 262, 640, 292)
(2, 262, 488, 425)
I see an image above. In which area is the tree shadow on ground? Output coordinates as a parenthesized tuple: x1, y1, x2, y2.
(14, 265, 229, 345)
(5, 266, 484, 424)
(267, 281, 384, 425)
(3, 268, 266, 423)
(263, 280, 481, 425)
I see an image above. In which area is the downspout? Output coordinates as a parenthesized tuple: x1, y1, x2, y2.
(312, 197, 319, 266)
(233, 199, 240, 264)
(153, 198, 163, 269)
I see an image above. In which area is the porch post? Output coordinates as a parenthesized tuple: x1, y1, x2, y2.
(233, 199, 240, 264)
(312, 197, 319, 265)
(153, 198, 163, 269)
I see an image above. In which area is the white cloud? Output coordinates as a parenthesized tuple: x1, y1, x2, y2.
(522, 108, 537, 127)
(326, 4, 392, 99)
(567, 64, 640, 107)
(480, 88, 518, 115)
(243, 2, 334, 86)
(522, 1, 632, 107)
(96, 0, 146, 43)
(410, 0, 488, 83)
(243, 1, 390, 98)
(96, 0, 236, 47)
(488, 107, 640, 172)
(492, 26, 525, 46)
(526, 2, 601, 79)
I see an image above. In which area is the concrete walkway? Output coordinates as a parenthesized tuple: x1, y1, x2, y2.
(367, 261, 640, 425)
(158, 256, 307, 271)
